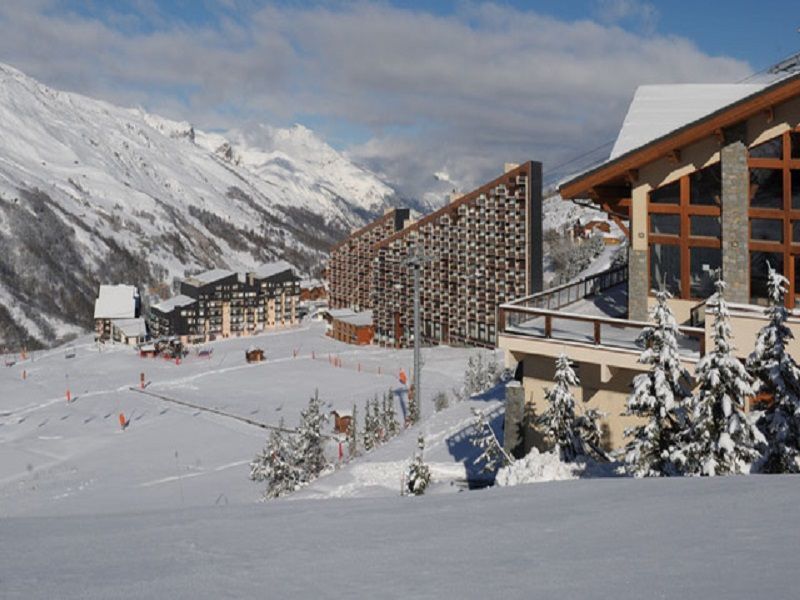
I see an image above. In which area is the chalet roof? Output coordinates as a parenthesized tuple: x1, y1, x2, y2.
(152, 294, 196, 313)
(112, 317, 147, 338)
(337, 310, 374, 327)
(326, 308, 356, 319)
(560, 73, 800, 199)
(251, 261, 295, 280)
(184, 268, 235, 287)
(609, 84, 764, 160)
(94, 284, 139, 319)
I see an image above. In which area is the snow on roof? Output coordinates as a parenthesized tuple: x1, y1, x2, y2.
(609, 83, 765, 160)
(151, 294, 196, 313)
(326, 308, 356, 319)
(251, 261, 295, 279)
(184, 268, 235, 286)
(94, 284, 139, 319)
(337, 310, 374, 327)
(112, 317, 147, 338)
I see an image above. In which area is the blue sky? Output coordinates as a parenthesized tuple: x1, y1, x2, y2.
(0, 1, 795, 199)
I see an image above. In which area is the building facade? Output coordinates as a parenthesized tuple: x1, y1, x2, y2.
(328, 208, 411, 311)
(93, 284, 141, 342)
(372, 161, 543, 348)
(499, 77, 800, 454)
(149, 264, 300, 342)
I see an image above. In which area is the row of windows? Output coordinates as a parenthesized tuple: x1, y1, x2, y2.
(648, 130, 800, 305)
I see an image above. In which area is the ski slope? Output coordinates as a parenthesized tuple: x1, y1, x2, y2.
(0, 322, 489, 517)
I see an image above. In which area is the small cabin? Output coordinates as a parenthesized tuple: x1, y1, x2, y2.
(246, 347, 265, 363)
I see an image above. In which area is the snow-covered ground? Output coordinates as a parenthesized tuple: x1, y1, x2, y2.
(0, 322, 491, 517)
(2, 475, 798, 599)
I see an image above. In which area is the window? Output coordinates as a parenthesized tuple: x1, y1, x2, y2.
(690, 247, 721, 298)
(747, 129, 800, 306)
(647, 162, 722, 299)
(750, 169, 783, 209)
(650, 244, 681, 296)
(750, 252, 783, 303)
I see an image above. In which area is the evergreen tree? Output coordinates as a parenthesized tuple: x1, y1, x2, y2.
(347, 402, 359, 459)
(363, 397, 376, 452)
(684, 279, 764, 475)
(295, 389, 328, 481)
(537, 353, 603, 462)
(383, 390, 399, 439)
(471, 408, 513, 473)
(747, 265, 800, 473)
(433, 390, 450, 412)
(249, 419, 302, 499)
(372, 395, 385, 443)
(624, 289, 692, 477)
(405, 434, 432, 496)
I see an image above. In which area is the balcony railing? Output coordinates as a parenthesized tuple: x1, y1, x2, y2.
(497, 265, 705, 359)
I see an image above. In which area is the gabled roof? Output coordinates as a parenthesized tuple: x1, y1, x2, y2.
(112, 317, 147, 338)
(560, 73, 800, 199)
(184, 268, 235, 287)
(94, 284, 139, 319)
(152, 294, 196, 313)
(609, 84, 764, 160)
(251, 261, 295, 280)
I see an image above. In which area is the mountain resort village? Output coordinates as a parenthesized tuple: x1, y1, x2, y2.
(1, 4, 800, 598)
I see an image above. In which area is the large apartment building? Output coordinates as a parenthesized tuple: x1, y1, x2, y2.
(328, 208, 410, 311)
(373, 162, 543, 348)
(499, 76, 800, 454)
(327, 162, 543, 349)
(149, 263, 300, 342)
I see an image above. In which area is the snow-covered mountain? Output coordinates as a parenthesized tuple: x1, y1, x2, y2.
(0, 62, 397, 348)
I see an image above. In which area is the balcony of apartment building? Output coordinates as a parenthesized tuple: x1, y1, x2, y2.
(498, 262, 800, 373)
(497, 265, 706, 371)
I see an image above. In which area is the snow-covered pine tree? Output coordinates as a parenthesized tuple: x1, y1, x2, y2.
(372, 395, 385, 444)
(407, 379, 420, 425)
(747, 264, 800, 473)
(249, 419, 302, 499)
(383, 390, 399, 439)
(684, 279, 764, 476)
(363, 397, 376, 452)
(347, 402, 359, 459)
(536, 353, 602, 462)
(471, 408, 513, 473)
(405, 434, 432, 496)
(624, 289, 692, 477)
(295, 389, 328, 481)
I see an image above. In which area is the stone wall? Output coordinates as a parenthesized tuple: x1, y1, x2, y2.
(721, 123, 749, 304)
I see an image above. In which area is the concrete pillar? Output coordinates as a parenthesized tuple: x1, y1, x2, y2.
(721, 123, 750, 304)
(628, 183, 650, 322)
(503, 381, 525, 457)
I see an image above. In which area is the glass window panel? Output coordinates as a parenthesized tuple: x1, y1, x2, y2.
(650, 180, 680, 205)
(650, 244, 681, 296)
(750, 136, 783, 160)
(792, 170, 800, 209)
(792, 132, 800, 160)
(751, 218, 783, 242)
(650, 214, 680, 235)
(751, 252, 784, 304)
(690, 216, 721, 238)
(690, 163, 721, 205)
(749, 168, 783, 209)
(690, 247, 721, 298)
(794, 221, 800, 243)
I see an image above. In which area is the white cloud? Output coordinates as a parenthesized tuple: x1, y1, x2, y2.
(0, 1, 751, 199)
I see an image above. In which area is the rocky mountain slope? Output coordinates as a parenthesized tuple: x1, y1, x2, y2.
(0, 63, 398, 348)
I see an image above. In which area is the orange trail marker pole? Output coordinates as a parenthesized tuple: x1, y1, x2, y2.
(66, 389, 71, 403)
(119, 413, 127, 430)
